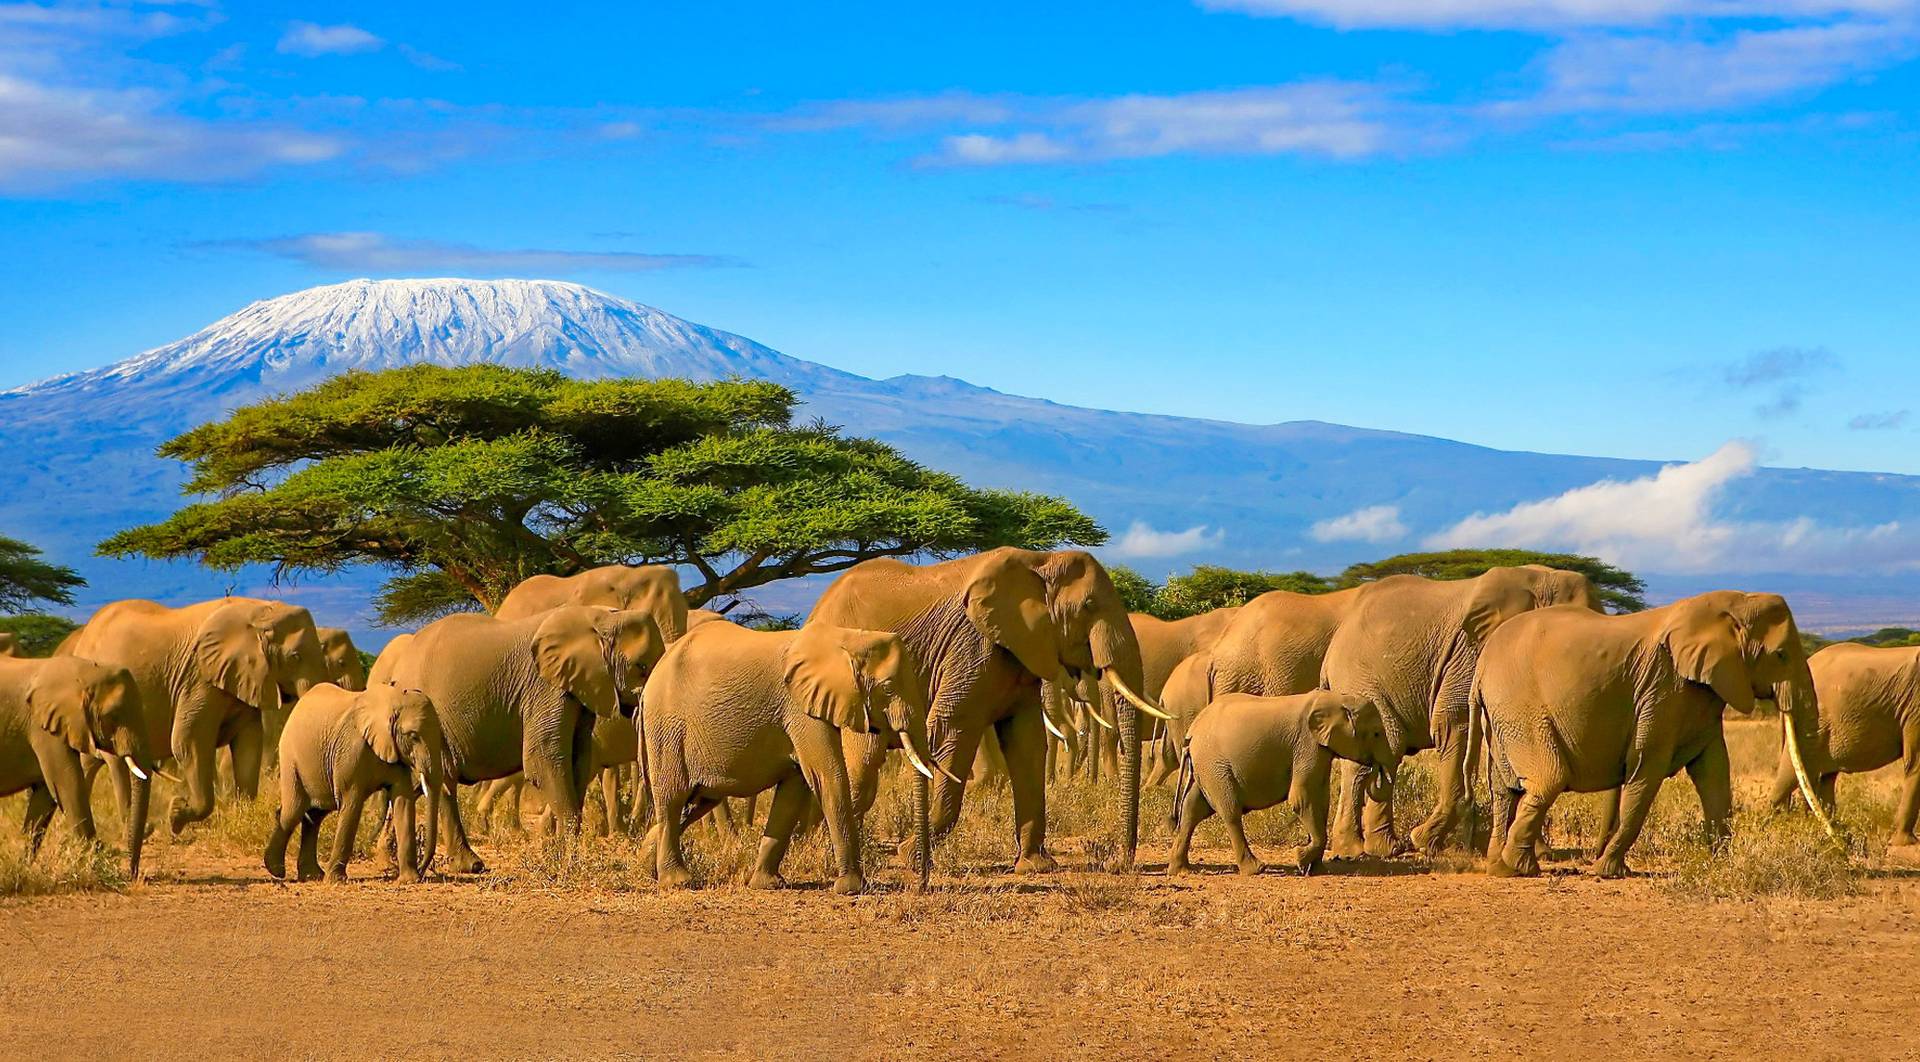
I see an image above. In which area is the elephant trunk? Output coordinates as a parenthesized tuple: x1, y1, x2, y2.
(1776, 662, 1838, 839)
(412, 744, 445, 875)
(126, 770, 150, 880)
(1091, 615, 1150, 870)
(913, 756, 931, 892)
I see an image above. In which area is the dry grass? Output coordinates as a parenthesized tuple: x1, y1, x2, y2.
(0, 718, 1905, 904)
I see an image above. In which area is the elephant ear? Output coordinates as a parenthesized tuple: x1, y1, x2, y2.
(1463, 573, 1541, 644)
(27, 670, 92, 754)
(963, 554, 1065, 684)
(1661, 600, 1755, 713)
(195, 603, 279, 714)
(1303, 691, 1345, 748)
(784, 627, 876, 733)
(532, 609, 619, 718)
(357, 688, 404, 764)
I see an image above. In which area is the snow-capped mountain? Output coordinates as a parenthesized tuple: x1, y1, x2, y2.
(3, 278, 1917, 644)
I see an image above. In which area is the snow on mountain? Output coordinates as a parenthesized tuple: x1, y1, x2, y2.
(2, 278, 1916, 644)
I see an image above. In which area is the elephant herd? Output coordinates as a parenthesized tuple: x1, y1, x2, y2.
(3, 548, 1916, 895)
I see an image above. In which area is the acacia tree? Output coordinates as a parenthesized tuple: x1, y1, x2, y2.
(103, 366, 1104, 624)
(0, 534, 84, 613)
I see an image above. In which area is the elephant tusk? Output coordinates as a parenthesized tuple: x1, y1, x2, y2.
(1041, 711, 1068, 742)
(901, 742, 936, 781)
(1782, 711, 1840, 840)
(1104, 669, 1174, 722)
(419, 776, 430, 796)
(1085, 704, 1116, 730)
(126, 759, 149, 782)
(154, 767, 185, 786)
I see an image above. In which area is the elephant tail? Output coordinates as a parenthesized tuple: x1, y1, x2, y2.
(1170, 740, 1195, 830)
(1464, 669, 1487, 811)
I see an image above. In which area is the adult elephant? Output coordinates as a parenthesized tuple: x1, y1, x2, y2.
(376, 605, 665, 872)
(1768, 642, 1920, 847)
(61, 597, 329, 834)
(495, 564, 688, 643)
(1153, 589, 1364, 783)
(1473, 592, 1825, 877)
(316, 628, 369, 691)
(1321, 567, 1600, 857)
(0, 655, 159, 877)
(1126, 608, 1240, 785)
(808, 548, 1169, 872)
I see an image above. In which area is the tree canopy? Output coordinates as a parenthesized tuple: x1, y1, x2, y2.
(0, 534, 84, 614)
(1336, 549, 1647, 612)
(1110, 564, 1337, 620)
(102, 366, 1105, 624)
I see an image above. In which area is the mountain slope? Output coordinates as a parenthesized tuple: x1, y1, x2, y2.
(3, 278, 1915, 641)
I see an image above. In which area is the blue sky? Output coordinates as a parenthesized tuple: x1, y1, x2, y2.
(2, 1, 1917, 473)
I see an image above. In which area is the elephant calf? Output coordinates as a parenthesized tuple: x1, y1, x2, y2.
(266, 683, 448, 884)
(1168, 690, 1397, 876)
(645, 620, 951, 895)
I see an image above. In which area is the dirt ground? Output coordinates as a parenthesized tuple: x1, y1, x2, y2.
(5, 720, 1920, 1060)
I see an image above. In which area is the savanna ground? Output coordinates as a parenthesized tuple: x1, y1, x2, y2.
(3, 718, 1918, 1060)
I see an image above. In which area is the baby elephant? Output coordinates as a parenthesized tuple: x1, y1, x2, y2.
(1169, 690, 1397, 876)
(266, 683, 448, 883)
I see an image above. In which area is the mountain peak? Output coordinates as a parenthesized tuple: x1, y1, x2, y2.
(7, 277, 848, 397)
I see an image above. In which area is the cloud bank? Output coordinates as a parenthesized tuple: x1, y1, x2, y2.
(201, 232, 742, 273)
(1310, 504, 1408, 543)
(1108, 522, 1227, 558)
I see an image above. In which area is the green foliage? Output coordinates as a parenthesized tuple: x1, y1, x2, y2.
(0, 614, 81, 657)
(102, 366, 1104, 624)
(1337, 548, 1648, 613)
(1804, 627, 1920, 655)
(0, 535, 84, 613)
(1119, 564, 1337, 620)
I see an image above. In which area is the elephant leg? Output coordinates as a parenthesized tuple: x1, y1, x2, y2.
(265, 790, 306, 879)
(167, 727, 220, 835)
(924, 724, 984, 844)
(1817, 773, 1839, 817)
(749, 773, 811, 890)
(1686, 732, 1733, 848)
(1166, 781, 1210, 875)
(296, 807, 327, 882)
(1591, 777, 1662, 879)
(1295, 784, 1330, 877)
(1218, 798, 1262, 877)
(1359, 766, 1400, 857)
(391, 790, 421, 884)
(474, 777, 506, 834)
(440, 779, 488, 875)
(1488, 786, 1516, 859)
(653, 790, 708, 890)
(795, 724, 864, 894)
(1892, 734, 1920, 847)
(1491, 783, 1560, 877)
(365, 791, 396, 874)
(1329, 760, 1367, 858)
(260, 706, 287, 777)
(599, 767, 623, 838)
(22, 785, 55, 858)
(1768, 750, 1801, 812)
(1410, 723, 1469, 855)
(1588, 787, 1621, 860)
(325, 788, 371, 883)
(228, 710, 265, 801)
(999, 707, 1055, 874)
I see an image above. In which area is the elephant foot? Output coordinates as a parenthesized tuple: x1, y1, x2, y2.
(1296, 848, 1324, 877)
(447, 850, 488, 875)
(1891, 832, 1918, 848)
(1013, 851, 1058, 875)
(296, 867, 324, 883)
(1488, 847, 1539, 878)
(832, 872, 866, 896)
(1328, 832, 1367, 859)
(166, 798, 191, 836)
(1235, 857, 1265, 877)
(748, 869, 787, 891)
(658, 864, 694, 890)
(263, 859, 286, 881)
(1409, 822, 1449, 856)
(1368, 833, 1409, 858)
(1166, 854, 1193, 876)
(323, 867, 348, 884)
(395, 866, 422, 885)
(1591, 854, 1630, 879)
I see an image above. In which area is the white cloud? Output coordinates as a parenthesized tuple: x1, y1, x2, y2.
(1427, 441, 1920, 573)
(277, 22, 384, 58)
(1108, 522, 1226, 558)
(1310, 504, 1409, 543)
(1197, 0, 1919, 30)
(198, 232, 742, 273)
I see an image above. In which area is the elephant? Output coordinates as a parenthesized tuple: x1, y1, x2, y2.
(60, 597, 329, 835)
(494, 563, 688, 643)
(474, 714, 640, 837)
(807, 547, 1170, 872)
(1767, 642, 1920, 847)
(686, 609, 726, 631)
(644, 619, 951, 894)
(0, 655, 157, 877)
(1154, 589, 1365, 785)
(1168, 690, 1397, 877)
(1471, 591, 1825, 878)
(266, 683, 449, 883)
(0, 632, 18, 656)
(317, 627, 369, 691)
(1125, 607, 1241, 785)
(1320, 567, 1599, 857)
(375, 605, 665, 872)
